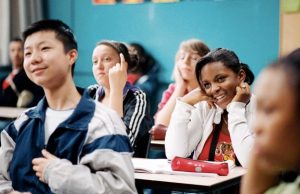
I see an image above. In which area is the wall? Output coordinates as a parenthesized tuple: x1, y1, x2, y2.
(280, 12, 300, 55)
(45, 0, 280, 87)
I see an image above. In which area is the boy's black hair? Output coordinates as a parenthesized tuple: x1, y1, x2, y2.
(22, 19, 77, 74)
(195, 48, 255, 87)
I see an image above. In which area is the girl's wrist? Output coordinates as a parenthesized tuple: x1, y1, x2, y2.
(110, 89, 123, 98)
(174, 85, 186, 95)
(181, 95, 195, 105)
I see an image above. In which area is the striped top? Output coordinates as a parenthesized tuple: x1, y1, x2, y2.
(88, 82, 152, 157)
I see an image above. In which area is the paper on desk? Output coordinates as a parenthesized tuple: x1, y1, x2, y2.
(132, 158, 219, 177)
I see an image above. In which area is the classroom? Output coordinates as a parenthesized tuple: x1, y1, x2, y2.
(0, 0, 300, 193)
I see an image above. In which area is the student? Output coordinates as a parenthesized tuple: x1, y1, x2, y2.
(165, 48, 255, 168)
(155, 39, 210, 126)
(127, 42, 160, 116)
(241, 48, 300, 194)
(88, 40, 152, 158)
(0, 20, 136, 194)
(0, 38, 43, 108)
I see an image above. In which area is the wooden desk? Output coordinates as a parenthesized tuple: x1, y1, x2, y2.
(135, 165, 246, 193)
(0, 107, 26, 119)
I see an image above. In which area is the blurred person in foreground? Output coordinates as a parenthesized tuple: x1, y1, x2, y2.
(241, 48, 300, 194)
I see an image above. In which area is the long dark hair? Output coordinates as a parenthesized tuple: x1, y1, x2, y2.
(195, 48, 254, 86)
(128, 43, 156, 74)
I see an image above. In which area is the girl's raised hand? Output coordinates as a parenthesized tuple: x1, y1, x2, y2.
(232, 82, 251, 104)
(181, 87, 215, 108)
(109, 53, 128, 92)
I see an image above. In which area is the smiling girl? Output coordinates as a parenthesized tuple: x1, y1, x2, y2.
(165, 48, 255, 167)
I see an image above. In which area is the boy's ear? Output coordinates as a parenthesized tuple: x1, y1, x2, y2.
(68, 49, 78, 66)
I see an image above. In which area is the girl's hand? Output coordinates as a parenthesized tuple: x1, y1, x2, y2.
(181, 88, 215, 108)
(109, 53, 128, 92)
(174, 65, 187, 92)
(232, 82, 251, 104)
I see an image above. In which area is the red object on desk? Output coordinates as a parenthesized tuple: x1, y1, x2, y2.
(171, 157, 229, 176)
